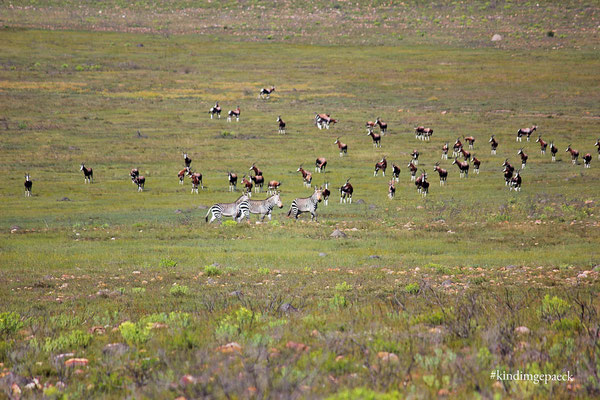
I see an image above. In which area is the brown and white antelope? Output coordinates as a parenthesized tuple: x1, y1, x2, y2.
(392, 163, 401, 182)
(250, 174, 264, 192)
(460, 147, 471, 161)
(249, 163, 263, 176)
(441, 143, 449, 160)
(131, 168, 140, 184)
(315, 113, 337, 130)
(452, 138, 462, 158)
(408, 161, 418, 181)
(133, 175, 145, 192)
(228, 171, 238, 191)
(315, 157, 327, 173)
(452, 158, 469, 178)
(595, 139, 600, 160)
(183, 153, 192, 167)
(583, 153, 592, 168)
(365, 120, 376, 134)
(464, 136, 475, 149)
(415, 126, 433, 141)
(374, 157, 387, 176)
(367, 131, 381, 148)
(297, 166, 312, 188)
(411, 149, 419, 165)
(549, 142, 558, 161)
(241, 175, 253, 196)
(178, 167, 190, 184)
(190, 172, 203, 193)
(24, 173, 32, 197)
(375, 117, 387, 135)
(277, 116, 286, 134)
(334, 137, 348, 157)
(471, 155, 481, 174)
(489, 135, 498, 155)
(535, 136, 547, 155)
(503, 160, 515, 185)
(209, 102, 221, 119)
(80, 163, 93, 184)
(415, 171, 429, 196)
(388, 180, 395, 199)
(517, 125, 537, 142)
(268, 180, 281, 195)
(227, 106, 240, 122)
(433, 163, 447, 185)
(340, 179, 353, 204)
(322, 182, 330, 206)
(566, 144, 579, 165)
(259, 86, 275, 99)
(509, 170, 522, 192)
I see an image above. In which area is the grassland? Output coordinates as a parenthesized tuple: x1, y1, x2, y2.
(0, 4, 600, 399)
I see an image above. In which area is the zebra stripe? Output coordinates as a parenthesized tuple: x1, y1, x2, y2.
(248, 194, 283, 221)
(206, 196, 250, 224)
(287, 189, 321, 221)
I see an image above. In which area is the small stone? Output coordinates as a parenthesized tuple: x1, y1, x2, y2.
(65, 358, 89, 367)
(279, 303, 298, 313)
(368, 204, 377, 210)
(441, 280, 452, 287)
(515, 326, 530, 335)
(174, 209, 183, 214)
(330, 229, 347, 238)
(491, 34, 502, 42)
(229, 290, 243, 297)
(180, 374, 197, 386)
(102, 343, 129, 356)
(368, 255, 381, 259)
(286, 341, 309, 352)
(319, 252, 327, 257)
(58, 197, 71, 201)
(216, 342, 242, 354)
(354, 199, 365, 204)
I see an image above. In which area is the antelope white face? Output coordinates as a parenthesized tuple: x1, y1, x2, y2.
(25, 174, 30, 181)
(80, 164, 84, 171)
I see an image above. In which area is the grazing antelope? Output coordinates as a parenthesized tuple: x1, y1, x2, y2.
(549, 142, 558, 161)
(375, 117, 388, 135)
(388, 180, 395, 199)
(408, 162, 418, 181)
(433, 163, 447, 185)
(392, 163, 401, 182)
(517, 125, 537, 142)
(367, 131, 381, 148)
(334, 137, 348, 157)
(288, 187, 323, 221)
(133, 175, 145, 192)
(131, 168, 140, 184)
(374, 157, 387, 176)
(471, 155, 481, 174)
(206, 195, 250, 224)
(365, 120, 376, 134)
(452, 158, 469, 178)
(183, 153, 192, 167)
(460, 147, 471, 161)
(277, 116, 286, 134)
(415, 126, 433, 141)
(452, 138, 462, 158)
(259, 86, 275, 99)
(441, 143, 449, 160)
(535, 136, 547, 155)
(583, 153, 592, 168)
(190, 172, 203, 193)
(178, 167, 190, 184)
(464, 136, 475, 150)
(249, 163, 263, 176)
(315, 113, 337, 130)
(250, 174, 264, 192)
(241, 175, 253, 196)
(268, 180, 281, 195)
(315, 157, 327, 173)
(489, 135, 498, 155)
(297, 166, 312, 188)
(517, 149, 528, 169)
(322, 182, 331, 206)
(228, 172, 238, 191)
(566, 144, 579, 165)
(595, 139, 600, 160)
(247, 193, 284, 221)
(24, 173, 32, 197)
(340, 179, 353, 204)
(80, 163, 93, 184)
(227, 106, 240, 122)
(509, 170, 522, 192)
(209, 102, 221, 119)
(411, 149, 419, 165)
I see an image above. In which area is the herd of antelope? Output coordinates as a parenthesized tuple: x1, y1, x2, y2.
(21, 85, 597, 223)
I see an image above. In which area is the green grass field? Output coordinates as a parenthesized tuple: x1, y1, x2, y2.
(1, 2, 600, 398)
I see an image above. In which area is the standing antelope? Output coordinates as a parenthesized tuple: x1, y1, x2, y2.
(471, 155, 481, 174)
(388, 180, 395, 199)
(183, 153, 192, 167)
(433, 163, 447, 185)
(411, 150, 419, 165)
(595, 139, 600, 160)
(415, 171, 429, 196)
(259, 86, 275, 99)
(452, 158, 469, 178)
(509, 170, 522, 191)
(268, 180, 281, 194)
(277, 116, 286, 134)
(288, 187, 323, 221)
(489, 135, 498, 155)
(241, 175, 253, 196)
(408, 162, 418, 181)
(340, 179, 353, 204)
(133, 175, 145, 192)
(415, 126, 433, 141)
(322, 182, 331, 206)
(80, 163, 93, 184)
(228, 172, 238, 191)
(297, 166, 312, 188)
(375, 117, 387, 135)
(24, 173, 32, 197)
(535, 136, 547, 155)
(549, 142, 558, 161)
(315, 113, 337, 130)
(452, 138, 462, 157)
(566, 145, 579, 165)
(464, 136, 475, 149)
(517, 125, 537, 142)
(190, 172, 203, 193)
(227, 106, 240, 122)
(250, 174, 264, 192)
(583, 153, 592, 168)
(374, 157, 387, 176)
(365, 120, 376, 134)
(206, 195, 250, 224)
(334, 138, 348, 157)
(315, 157, 327, 173)
(131, 168, 140, 184)
(178, 167, 190, 184)
(460, 147, 471, 161)
(249, 163, 263, 176)
(209, 102, 221, 119)
(517, 149, 528, 169)
(392, 163, 401, 182)
(247, 193, 284, 221)
(503, 160, 515, 186)
(441, 143, 449, 160)
(367, 131, 381, 148)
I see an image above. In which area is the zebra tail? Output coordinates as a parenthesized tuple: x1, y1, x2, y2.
(205, 207, 212, 222)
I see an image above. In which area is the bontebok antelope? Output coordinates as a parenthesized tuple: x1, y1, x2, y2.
(415, 171, 429, 196)
(315, 113, 337, 130)
(509, 170, 522, 191)
(277, 116, 286, 134)
(517, 148, 528, 169)
(334, 138, 348, 157)
(322, 182, 330, 206)
(131, 168, 140, 184)
(375, 117, 387, 135)
(464, 136, 475, 149)
(583, 153, 592, 168)
(247, 193, 283, 221)
(367, 131, 381, 148)
(408, 162, 418, 181)
(227, 106, 240, 122)
(250, 174, 264, 192)
(392, 163, 401, 182)
(183, 153, 192, 167)
(415, 126, 433, 141)
(178, 167, 190, 184)
(241, 176, 253, 196)
(453, 138, 462, 158)
(228, 172, 237, 191)
(209, 102, 221, 119)
(315, 158, 327, 173)
(566, 144, 579, 165)
(471, 155, 481, 174)
(297, 166, 312, 188)
(502, 160, 515, 186)
(288, 187, 323, 221)
(133, 176, 145, 192)
(535, 136, 547, 155)
(596, 139, 600, 160)
(268, 180, 281, 194)
(452, 158, 469, 178)
(433, 163, 447, 185)
(24, 173, 32, 197)
(460, 147, 471, 161)
(366, 120, 375, 134)
(489, 135, 498, 155)
(190, 172, 203, 193)
(340, 179, 353, 204)
(259, 86, 275, 99)
(80, 163, 93, 184)
(249, 163, 263, 176)
(411, 150, 420, 165)
(374, 157, 387, 177)
(388, 180, 395, 199)
(517, 125, 537, 142)
(441, 143, 449, 160)
(550, 142, 558, 161)
(206, 195, 250, 224)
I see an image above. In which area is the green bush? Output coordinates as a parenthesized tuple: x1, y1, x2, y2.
(204, 265, 221, 276)
(335, 282, 353, 292)
(222, 220, 237, 227)
(132, 287, 146, 294)
(170, 284, 189, 297)
(119, 321, 150, 346)
(330, 294, 348, 309)
(258, 267, 270, 275)
(41, 330, 93, 353)
(539, 294, 570, 323)
(159, 258, 177, 269)
(0, 311, 23, 336)
(404, 282, 420, 295)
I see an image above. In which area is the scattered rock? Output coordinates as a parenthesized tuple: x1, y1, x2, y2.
(286, 341, 309, 352)
(354, 199, 365, 205)
(10, 225, 20, 233)
(216, 342, 242, 354)
(319, 252, 327, 257)
(207, 278, 216, 285)
(54, 353, 75, 363)
(441, 280, 452, 287)
(330, 229, 347, 238)
(368, 255, 381, 259)
(491, 34, 502, 42)
(377, 351, 399, 363)
(229, 290, 243, 297)
(515, 326, 530, 335)
(136, 43, 144, 47)
(89, 326, 106, 335)
(102, 343, 129, 356)
(174, 209, 183, 214)
(438, 388, 450, 396)
(279, 303, 298, 313)
(180, 374, 197, 386)
(65, 358, 89, 368)
(368, 204, 377, 210)
(58, 197, 71, 201)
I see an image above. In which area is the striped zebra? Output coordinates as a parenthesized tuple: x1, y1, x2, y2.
(205, 195, 250, 224)
(287, 187, 323, 222)
(244, 193, 284, 221)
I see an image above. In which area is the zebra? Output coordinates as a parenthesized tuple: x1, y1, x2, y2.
(287, 187, 323, 222)
(245, 193, 284, 221)
(205, 195, 250, 224)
